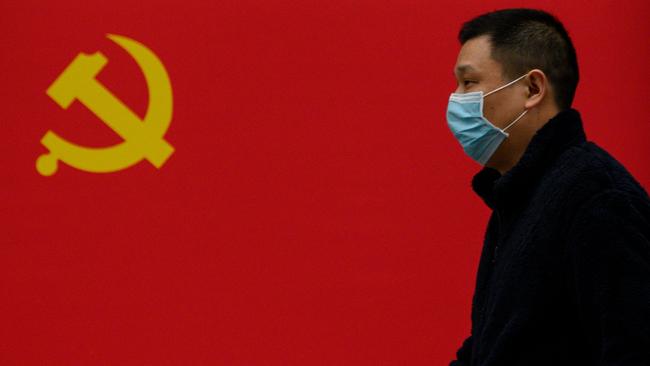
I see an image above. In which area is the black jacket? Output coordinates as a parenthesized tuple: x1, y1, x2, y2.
(450, 109, 650, 366)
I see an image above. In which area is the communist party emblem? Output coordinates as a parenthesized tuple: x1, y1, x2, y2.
(36, 34, 174, 176)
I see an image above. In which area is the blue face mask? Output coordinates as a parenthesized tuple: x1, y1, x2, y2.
(446, 73, 529, 165)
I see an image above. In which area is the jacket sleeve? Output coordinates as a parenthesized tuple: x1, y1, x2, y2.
(449, 334, 473, 366)
(566, 189, 650, 365)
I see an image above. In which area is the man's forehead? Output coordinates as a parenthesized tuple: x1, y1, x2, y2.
(454, 36, 495, 75)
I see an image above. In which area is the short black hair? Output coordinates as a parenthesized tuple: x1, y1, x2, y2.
(459, 8, 579, 110)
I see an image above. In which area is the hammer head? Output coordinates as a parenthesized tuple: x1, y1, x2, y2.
(46, 52, 108, 109)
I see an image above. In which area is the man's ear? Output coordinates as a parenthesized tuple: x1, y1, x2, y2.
(524, 69, 548, 109)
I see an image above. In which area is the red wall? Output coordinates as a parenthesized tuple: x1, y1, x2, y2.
(2, 0, 648, 364)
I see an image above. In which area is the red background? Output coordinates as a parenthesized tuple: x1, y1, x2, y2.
(2, 0, 649, 364)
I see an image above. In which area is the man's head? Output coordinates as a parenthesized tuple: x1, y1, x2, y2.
(451, 8, 579, 173)
(458, 8, 579, 110)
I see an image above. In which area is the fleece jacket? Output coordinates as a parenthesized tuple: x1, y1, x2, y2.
(449, 108, 650, 366)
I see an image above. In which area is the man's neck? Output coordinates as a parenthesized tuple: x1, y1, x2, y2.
(486, 107, 560, 175)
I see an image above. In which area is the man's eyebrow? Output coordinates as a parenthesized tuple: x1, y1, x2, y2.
(454, 64, 476, 75)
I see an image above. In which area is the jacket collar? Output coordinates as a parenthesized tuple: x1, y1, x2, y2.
(471, 108, 587, 211)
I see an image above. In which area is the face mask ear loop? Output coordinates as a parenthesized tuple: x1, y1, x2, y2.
(502, 109, 529, 135)
(484, 73, 528, 97)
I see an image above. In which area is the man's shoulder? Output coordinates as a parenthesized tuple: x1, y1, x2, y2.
(549, 139, 649, 213)
(576, 141, 645, 193)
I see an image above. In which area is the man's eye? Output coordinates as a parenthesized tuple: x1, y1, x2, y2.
(463, 80, 476, 86)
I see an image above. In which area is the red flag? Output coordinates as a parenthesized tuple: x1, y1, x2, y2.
(2, 1, 649, 364)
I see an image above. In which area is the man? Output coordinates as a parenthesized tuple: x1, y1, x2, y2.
(446, 8, 650, 366)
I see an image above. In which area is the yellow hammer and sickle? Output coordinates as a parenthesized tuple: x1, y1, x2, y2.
(36, 34, 174, 176)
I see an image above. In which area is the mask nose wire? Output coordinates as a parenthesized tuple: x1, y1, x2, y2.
(484, 73, 528, 97)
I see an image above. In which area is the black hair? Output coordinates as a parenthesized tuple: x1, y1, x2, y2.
(459, 8, 579, 110)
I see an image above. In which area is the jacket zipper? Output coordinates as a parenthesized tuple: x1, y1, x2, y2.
(477, 209, 504, 335)
(492, 209, 503, 263)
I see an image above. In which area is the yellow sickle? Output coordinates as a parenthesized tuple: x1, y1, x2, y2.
(37, 34, 174, 176)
